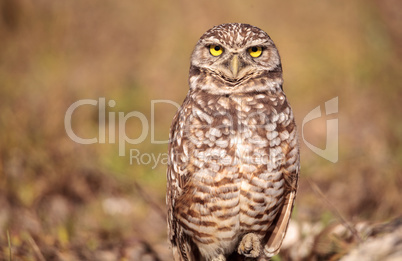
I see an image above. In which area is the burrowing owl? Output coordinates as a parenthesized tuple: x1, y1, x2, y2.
(167, 23, 299, 261)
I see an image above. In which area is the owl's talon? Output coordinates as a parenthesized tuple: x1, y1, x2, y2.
(238, 233, 261, 258)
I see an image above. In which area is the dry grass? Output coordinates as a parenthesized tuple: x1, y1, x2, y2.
(0, 0, 401, 260)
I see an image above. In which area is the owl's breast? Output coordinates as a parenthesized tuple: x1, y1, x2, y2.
(174, 92, 292, 256)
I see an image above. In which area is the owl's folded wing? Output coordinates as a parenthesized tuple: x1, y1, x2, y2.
(263, 188, 297, 257)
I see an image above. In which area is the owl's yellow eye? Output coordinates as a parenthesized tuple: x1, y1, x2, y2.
(209, 45, 223, 56)
(248, 46, 262, 58)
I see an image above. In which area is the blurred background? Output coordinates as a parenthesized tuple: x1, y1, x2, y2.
(0, 0, 401, 260)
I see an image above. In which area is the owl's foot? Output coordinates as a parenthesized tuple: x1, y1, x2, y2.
(211, 254, 226, 261)
(238, 233, 261, 258)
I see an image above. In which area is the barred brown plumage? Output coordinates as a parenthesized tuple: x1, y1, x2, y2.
(167, 23, 300, 261)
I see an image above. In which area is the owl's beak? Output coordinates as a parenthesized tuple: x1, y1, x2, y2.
(230, 55, 240, 79)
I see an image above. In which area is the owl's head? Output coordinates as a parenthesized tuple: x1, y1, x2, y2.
(189, 23, 283, 94)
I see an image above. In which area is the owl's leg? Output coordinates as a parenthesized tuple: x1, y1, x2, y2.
(211, 254, 226, 261)
(237, 233, 261, 258)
